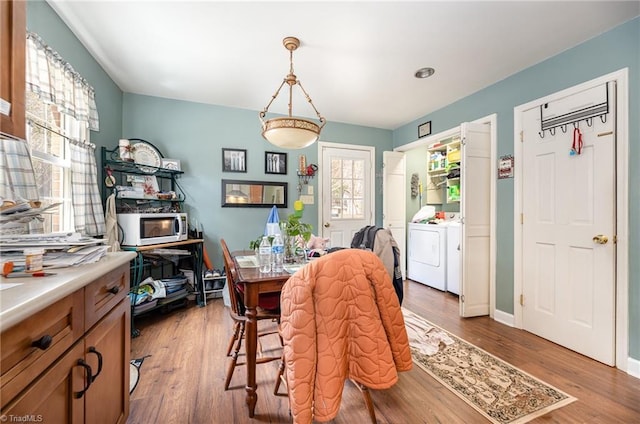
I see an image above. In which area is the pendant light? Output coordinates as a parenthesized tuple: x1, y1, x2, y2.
(259, 37, 326, 149)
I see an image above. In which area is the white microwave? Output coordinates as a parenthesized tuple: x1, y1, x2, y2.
(117, 213, 188, 246)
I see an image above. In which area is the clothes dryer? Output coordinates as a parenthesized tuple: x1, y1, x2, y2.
(445, 221, 461, 295)
(407, 222, 447, 290)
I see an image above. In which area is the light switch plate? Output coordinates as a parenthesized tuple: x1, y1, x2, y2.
(300, 195, 314, 205)
(307, 185, 314, 195)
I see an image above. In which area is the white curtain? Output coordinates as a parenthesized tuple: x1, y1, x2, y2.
(26, 31, 100, 131)
(25, 32, 105, 236)
(0, 138, 39, 202)
(69, 141, 105, 236)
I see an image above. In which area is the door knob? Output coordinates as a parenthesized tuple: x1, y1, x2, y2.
(324, 222, 330, 228)
(592, 234, 608, 244)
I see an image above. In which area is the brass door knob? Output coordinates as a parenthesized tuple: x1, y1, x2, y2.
(324, 222, 330, 228)
(592, 235, 608, 244)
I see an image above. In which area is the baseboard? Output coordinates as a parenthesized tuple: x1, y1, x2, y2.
(492, 309, 640, 379)
(627, 356, 640, 379)
(493, 309, 514, 327)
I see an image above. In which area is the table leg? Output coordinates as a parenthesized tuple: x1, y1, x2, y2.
(244, 284, 259, 417)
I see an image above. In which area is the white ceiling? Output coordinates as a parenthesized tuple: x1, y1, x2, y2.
(47, 1, 639, 131)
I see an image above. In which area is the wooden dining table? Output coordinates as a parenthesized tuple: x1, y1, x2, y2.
(231, 250, 293, 418)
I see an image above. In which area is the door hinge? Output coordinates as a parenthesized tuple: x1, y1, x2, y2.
(520, 130, 524, 142)
(521, 213, 524, 224)
(460, 294, 465, 303)
(461, 136, 467, 146)
(520, 294, 524, 306)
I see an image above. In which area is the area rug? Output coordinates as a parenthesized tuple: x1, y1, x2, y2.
(402, 308, 576, 424)
(130, 355, 151, 394)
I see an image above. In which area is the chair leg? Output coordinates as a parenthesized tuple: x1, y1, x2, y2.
(352, 380, 377, 424)
(224, 322, 245, 390)
(226, 321, 241, 357)
(273, 355, 287, 396)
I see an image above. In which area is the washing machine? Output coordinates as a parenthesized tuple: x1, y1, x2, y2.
(445, 221, 461, 295)
(407, 222, 447, 291)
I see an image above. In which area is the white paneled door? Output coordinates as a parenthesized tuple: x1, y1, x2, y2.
(521, 84, 616, 365)
(383, 151, 406, 277)
(319, 143, 374, 248)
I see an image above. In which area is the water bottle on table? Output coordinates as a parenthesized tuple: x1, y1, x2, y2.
(272, 233, 284, 272)
(258, 236, 272, 273)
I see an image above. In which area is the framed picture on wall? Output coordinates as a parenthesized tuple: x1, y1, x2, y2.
(418, 121, 432, 138)
(265, 151, 287, 175)
(222, 148, 247, 172)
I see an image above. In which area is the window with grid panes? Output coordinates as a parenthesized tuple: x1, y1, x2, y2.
(330, 157, 365, 219)
(25, 91, 84, 232)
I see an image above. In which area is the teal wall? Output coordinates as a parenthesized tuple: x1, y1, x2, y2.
(122, 93, 392, 265)
(393, 17, 640, 359)
(27, 0, 639, 361)
(26, 1, 123, 151)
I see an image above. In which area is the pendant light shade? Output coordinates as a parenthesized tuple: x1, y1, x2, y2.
(259, 37, 325, 149)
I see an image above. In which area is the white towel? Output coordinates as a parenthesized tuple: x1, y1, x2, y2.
(104, 193, 120, 252)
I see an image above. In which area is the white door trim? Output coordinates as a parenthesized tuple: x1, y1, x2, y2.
(317, 141, 376, 234)
(513, 68, 629, 371)
(396, 114, 497, 318)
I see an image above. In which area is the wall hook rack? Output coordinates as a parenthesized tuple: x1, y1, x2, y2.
(538, 82, 609, 139)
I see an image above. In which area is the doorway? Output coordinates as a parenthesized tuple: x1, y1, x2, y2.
(395, 114, 497, 318)
(514, 69, 629, 368)
(317, 142, 375, 247)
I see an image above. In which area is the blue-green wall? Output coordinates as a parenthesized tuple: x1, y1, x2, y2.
(27, 1, 123, 151)
(28, 0, 639, 361)
(121, 94, 392, 263)
(394, 17, 640, 359)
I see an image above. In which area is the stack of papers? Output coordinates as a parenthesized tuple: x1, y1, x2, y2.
(236, 255, 258, 268)
(0, 232, 108, 269)
(0, 201, 62, 234)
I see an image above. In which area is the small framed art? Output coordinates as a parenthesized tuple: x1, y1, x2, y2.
(222, 148, 247, 172)
(265, 151, 287, 175)
(418, 121, 432, 138)
(161, 158, 181, 171)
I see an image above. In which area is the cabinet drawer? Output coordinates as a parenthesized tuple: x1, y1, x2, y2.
(1, 289, 84, 408)
(84, 263, 129, 331)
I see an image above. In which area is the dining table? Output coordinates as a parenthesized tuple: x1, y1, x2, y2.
(231, 250, 297, 418)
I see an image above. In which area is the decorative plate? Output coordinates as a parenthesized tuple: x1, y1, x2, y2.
(132, 141, 162, 173)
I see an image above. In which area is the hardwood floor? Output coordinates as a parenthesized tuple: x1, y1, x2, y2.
(128, 280, 640, 423)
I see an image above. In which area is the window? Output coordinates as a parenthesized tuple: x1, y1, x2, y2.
(25, 90, 80, 233)
(330, 158, 365, 219)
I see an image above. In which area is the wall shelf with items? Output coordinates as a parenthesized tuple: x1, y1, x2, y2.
(101, 144, 185, 213)
(425, 135, 461, 205)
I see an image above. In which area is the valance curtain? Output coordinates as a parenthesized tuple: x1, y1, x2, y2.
(26, 31, 100, 131)
(24, 31, 105, 236)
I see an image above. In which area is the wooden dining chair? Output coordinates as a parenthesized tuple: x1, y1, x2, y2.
(220, 239, 282, 390)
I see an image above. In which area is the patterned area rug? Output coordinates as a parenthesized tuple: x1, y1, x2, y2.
(130, 355, 151, 394)
(402, 308, 576, 424)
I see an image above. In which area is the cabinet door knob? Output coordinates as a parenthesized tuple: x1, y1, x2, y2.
(108, 286, 120, 294)
(32, 334, 53, 350)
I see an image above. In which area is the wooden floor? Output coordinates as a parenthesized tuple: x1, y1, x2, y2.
(128, 280, 640, 423)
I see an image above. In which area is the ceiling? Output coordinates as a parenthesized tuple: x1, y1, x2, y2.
(47, 1, 639, 131)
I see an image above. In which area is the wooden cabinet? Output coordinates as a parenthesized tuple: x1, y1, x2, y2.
(0, 264, 131, 423)
(0, 0, 26, 140)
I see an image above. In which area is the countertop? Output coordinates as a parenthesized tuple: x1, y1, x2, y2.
(0, 251, 136, 332)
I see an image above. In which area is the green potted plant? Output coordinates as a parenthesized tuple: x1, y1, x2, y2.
(280, 214, 313, 263)
(249, 214, 312, 262)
